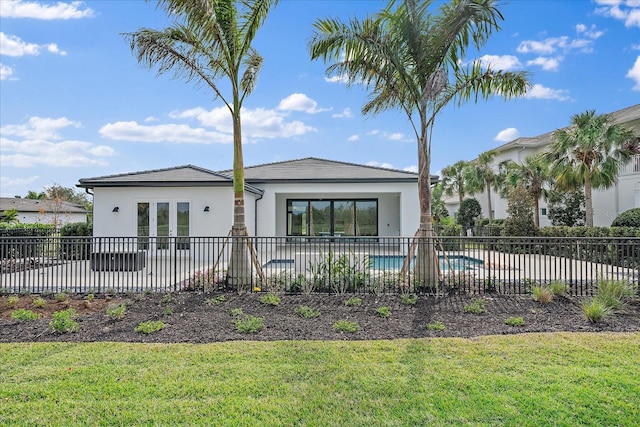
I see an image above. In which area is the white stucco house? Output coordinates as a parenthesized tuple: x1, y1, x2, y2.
(445, 104, 640, 227)
(0, 197, 88, 228)
(77, 158, 433, 240)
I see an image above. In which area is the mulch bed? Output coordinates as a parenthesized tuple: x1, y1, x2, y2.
(1, 292, 639, 343)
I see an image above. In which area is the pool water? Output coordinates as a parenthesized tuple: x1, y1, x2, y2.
(369, 255, 483, 271)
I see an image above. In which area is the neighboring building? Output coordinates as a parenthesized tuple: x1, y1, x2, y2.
(0, 197, 89, 228)
(445, 104, 640, 226)
(77, 158, 436, 240)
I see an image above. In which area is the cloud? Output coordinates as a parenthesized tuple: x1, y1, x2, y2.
(99, 121, 232, 144)
(595, 0, 640, 28)
(0, 62, 14, 80)
(526, 56, 563, 71)
(523, 84, 572, 101)
(0, 175, 39, 189)
(332, 108, 353, 118)
(364, 129, 409, 142)
(277, 93, 329, 114)
(476, 54, 522, 71)
(347, 135, 359, 141)
(403, 165, 418, 173)
(576, 23, 605, 39)
(171, 105, 316, 140)
(107, 103, 317, 143)
(0, 32, 66, 56)
(0, 0, 95, 19)
(627, 56, 640, 90)
(324, 74, 350, 84)
(517, 35, 595, 55)
(1, 116, 114, 168)
(367, 161, 395, 169)
(0, 116, 79, 140)
(495, 127, 519, 142)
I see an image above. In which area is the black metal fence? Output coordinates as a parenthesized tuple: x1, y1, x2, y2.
(0, 235, 637, 295)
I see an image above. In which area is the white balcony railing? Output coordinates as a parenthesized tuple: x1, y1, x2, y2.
(620, 154, 640, 176)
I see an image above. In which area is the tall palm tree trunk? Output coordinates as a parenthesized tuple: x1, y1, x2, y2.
(584, 176, 594, 227)
(486, 181, 493, 222)
(414, 127, 438, 287)
(228, 109, 252, 290)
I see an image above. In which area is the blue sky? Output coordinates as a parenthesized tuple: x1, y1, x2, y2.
(1, 0, 639, 198)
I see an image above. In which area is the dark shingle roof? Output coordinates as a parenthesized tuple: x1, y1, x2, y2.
(77, 165, 263, 194)
(219, 157, 428, 183)
(0, 197, 88, 213)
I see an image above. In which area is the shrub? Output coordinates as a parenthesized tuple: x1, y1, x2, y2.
(376, 306, 391, 318)
(295, 306, 321, 318)
(463, 299, 485, 314)
(548, 281, 567, 296)
(11, 309, 40, 321)
(55, 292, 69, 303)
(345, 297, 362, 307)
(531, 285, 553, 303)
(611, 208, 640, 227)
(426, 321, 446, 331)
(582, 299, 612, 323)
(50, 309, 79, 333)
(205, 295, 226, 306)
(235, 316, 264, 333)
(260, 293, 281, 306)
(400, 294, 418, 305)
(32, 297, 47, 308)
(59, 222, 92, 236)
(333, 320, 359, 333)
(502, 186, 537, 237)
(594, 279, 637, 312)
(106, 303, 127, 320)
(231, 308, 243, 317)
(7, 295, 19, 308)
(457, 198, 482, 228)
(135, 320, 166, 334)
(505, 316, 525, 327)
(547, 190, 586, 226)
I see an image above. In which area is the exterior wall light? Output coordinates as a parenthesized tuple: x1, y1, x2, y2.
(112, 207, 119, 212)
(203, 206, 210, 212)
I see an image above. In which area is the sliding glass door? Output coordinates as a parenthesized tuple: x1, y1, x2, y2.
(286, 199, 377, 237)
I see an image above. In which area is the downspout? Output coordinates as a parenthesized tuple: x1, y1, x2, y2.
(254, 191, 264, 237)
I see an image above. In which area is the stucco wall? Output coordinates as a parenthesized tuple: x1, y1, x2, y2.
(15, 212, 86, 228)
(92, 186, 236, 237)
(254, 182, 419, 237)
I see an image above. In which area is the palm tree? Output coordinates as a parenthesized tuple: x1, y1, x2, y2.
(441, 160, 470, 207)
(309, 0, 529, 284)
(501, 153, 552, 227)
(465, 150, 500, 222)
(548, 110, 637, 227)
(124, 0, 278, 287)
(0, 208, 20, 224)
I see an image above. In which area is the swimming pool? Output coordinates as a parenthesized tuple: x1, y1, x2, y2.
(368, 255, 483, 271)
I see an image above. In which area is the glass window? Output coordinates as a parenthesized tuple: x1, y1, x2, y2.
(176, 202, 190, 250)
(286, 199, 377, 237)
(157, 202, 170, 250)
(137, 202, 149, 250)
(355, 201, 377, 236)
(310, 201, 331, 236)
(287, 201, 308, 236)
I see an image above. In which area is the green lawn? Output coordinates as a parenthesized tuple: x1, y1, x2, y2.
(1, 333, 638, 426)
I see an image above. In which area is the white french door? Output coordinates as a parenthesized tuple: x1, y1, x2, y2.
(137, 201, 190, 254)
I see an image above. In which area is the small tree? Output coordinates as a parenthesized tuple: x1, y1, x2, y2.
(611, 208, 640, 227)
(431, 183, 449, 225)
(456, 198, 481, 229)
(547, 189, 586, 227)
(503, 186, 536, 236)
